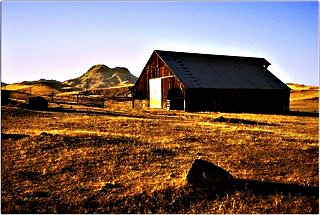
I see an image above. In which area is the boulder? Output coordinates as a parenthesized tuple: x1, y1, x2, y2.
(186, 159, 234, 192)
(28, 96, 48, 110)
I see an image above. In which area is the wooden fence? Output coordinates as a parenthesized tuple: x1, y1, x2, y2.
(3, 90, 106, 108)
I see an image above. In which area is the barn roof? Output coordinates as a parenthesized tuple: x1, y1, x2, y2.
(154, 50, 290, 90)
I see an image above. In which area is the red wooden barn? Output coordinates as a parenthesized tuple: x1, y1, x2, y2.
(132, 50, 290, 112)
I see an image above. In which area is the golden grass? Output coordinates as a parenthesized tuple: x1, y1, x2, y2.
(288, 83, 318, 113)
(107, 83, 134, 88)
(1, 104, 318, 213)
(2, 83, 61, 95)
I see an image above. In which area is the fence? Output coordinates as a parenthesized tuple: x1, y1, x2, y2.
(3, 90, 106, 108)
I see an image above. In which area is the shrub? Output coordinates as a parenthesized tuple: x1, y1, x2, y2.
(28, 96, 48, 110)
(1, 90, 11, 105)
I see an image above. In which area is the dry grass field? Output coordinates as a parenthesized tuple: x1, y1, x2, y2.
(288, 83, 318, 113)
(1, 98, 318, 213)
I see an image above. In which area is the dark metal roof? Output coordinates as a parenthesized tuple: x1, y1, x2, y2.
(155, 50, 290, 90)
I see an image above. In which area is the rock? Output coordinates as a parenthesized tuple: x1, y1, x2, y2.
(28, 96, 48, 110)
(186, 159, 234, 192)
(40, 132, 53, 137)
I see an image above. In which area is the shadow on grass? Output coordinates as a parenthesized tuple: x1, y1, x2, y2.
(82, 178, 319, 214)
(46, 106, 151, 119)
(37, 132, 141, 151)
(2, 177, 318, 213)
(286, 111, 318, 117)
(215, 109, 318, 117)
(213, 116, 277, 126)
(1, 133, 30, 140)
(3, 196, 77, 214)
(3, 105, 151, 120)
(82, 185, 203, 213)
(233, 178, 319, 197)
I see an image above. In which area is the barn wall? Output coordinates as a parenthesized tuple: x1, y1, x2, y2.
(185, 88, 290, 113)
(133, 53, 185, 108)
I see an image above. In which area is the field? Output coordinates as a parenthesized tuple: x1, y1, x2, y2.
(1, 98, 318, 213)
(288, 83, 318, 113)
(1, 83, 319, 213)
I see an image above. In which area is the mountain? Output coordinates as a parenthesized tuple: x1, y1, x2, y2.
(63, 64, 137, 90)
(1, 65, 138, 97)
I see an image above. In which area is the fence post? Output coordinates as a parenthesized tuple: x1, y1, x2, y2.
(51, 92, 54, 103)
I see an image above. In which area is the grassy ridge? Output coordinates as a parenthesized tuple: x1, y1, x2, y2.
(1, 106, 318, 213)
(288, 83, 318, 113)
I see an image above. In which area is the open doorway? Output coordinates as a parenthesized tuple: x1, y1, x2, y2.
(167, 88, 184, 110)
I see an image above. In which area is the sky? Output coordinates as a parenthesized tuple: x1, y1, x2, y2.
(2, 1, 319, 86)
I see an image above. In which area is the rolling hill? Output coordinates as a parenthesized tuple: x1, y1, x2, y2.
(1, 80, 74, 96)
(287, 83, 318, 113)
(63, 65, 137, 90)
(1, 65, 137, 96)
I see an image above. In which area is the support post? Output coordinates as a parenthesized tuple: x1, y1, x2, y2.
(132, 96, 135, 109)
(51, 92, 54, 103)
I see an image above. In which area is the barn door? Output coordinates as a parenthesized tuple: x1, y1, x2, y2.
(149, 78, 162, 108)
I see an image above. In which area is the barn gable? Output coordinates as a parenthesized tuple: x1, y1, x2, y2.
(132, 50, 291, 112)
(132, 50, 186, 101)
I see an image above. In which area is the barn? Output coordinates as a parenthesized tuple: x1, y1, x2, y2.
(132, 50, 291, 112)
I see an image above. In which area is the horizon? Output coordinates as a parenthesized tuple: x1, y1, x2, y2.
(2, 1, 319, 86)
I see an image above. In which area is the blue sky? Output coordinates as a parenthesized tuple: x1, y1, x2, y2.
(2, 1, 319, 85)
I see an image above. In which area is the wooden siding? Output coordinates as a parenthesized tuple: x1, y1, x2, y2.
(185, 88, 290, 112)
(132, 52, 185, 107)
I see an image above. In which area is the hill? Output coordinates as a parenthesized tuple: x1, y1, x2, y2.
(1, 65, 137, 96)
(288, 83, 318, 113)
(1, 79, 78, 96)
(63, 65, 137, 90)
